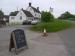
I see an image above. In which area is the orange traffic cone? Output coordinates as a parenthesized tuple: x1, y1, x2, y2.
(42, 28, 48, 37)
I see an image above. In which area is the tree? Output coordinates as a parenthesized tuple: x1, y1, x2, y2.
(58, 11, 75, 20)
(0, 10, 6, 25)
(41, 11, 54, 22)
(0, 10, 4, 21)
(9, 11, 18, 16)
(0, 10, 4, 16)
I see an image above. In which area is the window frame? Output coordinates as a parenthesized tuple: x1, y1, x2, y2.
(20, 16, 22, 20)
(11, 16, 14, 19)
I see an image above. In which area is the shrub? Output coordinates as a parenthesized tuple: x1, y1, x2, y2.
(41, 11, 54, 22)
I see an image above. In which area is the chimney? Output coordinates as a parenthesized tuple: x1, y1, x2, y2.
(29, 2, 31, 7)
(37, 7, 39, 11)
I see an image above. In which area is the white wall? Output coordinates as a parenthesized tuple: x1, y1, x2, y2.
(15, 10, 27, 23)
(9, 10, 27, 24)
(9, 16, 15, 23)
(26, 6, 41, 18)
(26, 6, 41, 22)
(34, 12, 41, 18)
(26, 7, 35, 17)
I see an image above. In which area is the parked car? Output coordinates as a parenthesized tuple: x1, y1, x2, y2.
(31, 20, 39, 24)
(22, 20, 31, 25)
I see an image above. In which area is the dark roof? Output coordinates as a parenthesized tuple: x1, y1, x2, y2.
(4, 15, 9, 19)
(10, 11, 19, 16)
(31, 7, 41, 13)
(22, 9, 33, 17)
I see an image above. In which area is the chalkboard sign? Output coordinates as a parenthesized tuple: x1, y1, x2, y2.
(13, 29, 27, 49)
(9, 29, 28, 54)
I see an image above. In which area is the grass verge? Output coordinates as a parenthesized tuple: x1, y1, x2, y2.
(30, 20, 74, 32)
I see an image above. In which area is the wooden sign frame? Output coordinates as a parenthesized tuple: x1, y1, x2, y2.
(9, 29, 28, 54)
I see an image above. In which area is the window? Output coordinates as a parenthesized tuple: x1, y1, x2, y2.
(30, 18, 33, 21)
(39, 15, 40, 17)
(34, 18, 38, 20)
(20, 16, 22, 20)
(35, 14, 36, 16)
(11, 17, 14, 19)
(28, 18, 33, 21)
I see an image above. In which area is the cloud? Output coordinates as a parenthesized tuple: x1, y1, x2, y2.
(0, 0, 75, 17)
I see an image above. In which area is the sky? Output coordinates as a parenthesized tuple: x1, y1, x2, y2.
(0, 0, 75, 17)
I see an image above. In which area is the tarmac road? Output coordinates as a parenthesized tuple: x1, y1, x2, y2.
(58, 27, 75, 56)
(0, 25, 71, 56)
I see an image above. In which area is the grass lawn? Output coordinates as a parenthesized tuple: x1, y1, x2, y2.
(31, 20, 74, 32)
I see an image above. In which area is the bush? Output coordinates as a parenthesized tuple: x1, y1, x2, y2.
(31, 20, 74, 32)
(41, 11, 54, 22)
(58, 11, 75, 20)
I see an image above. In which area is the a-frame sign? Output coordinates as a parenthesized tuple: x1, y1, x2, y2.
(9, 29, 28, 54)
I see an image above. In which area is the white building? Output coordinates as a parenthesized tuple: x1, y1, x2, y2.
(26, 3, 41, 20)
(9, 9, 33, 24)
(9, 2, 41, 24)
